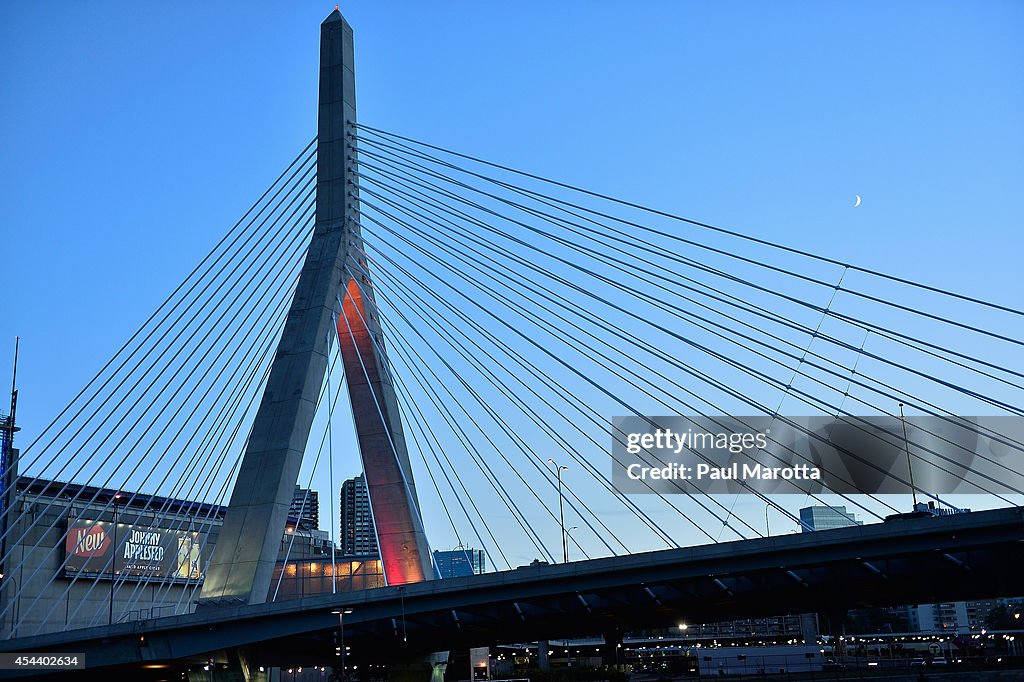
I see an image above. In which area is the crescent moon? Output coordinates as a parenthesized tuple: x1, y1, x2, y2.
(853, 194, 862, 207)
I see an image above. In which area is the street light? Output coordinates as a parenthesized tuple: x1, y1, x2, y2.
(547, 458, 569, 563)
(332, 607, 354, 680)
(565, 526, 578, 562)
(898, 403, 919, 508)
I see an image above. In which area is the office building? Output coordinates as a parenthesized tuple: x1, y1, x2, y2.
(289, 485, 319, 531)
(434, 547, 485, 578)
(907, 600, 997, 633)
(799, 505, 863, 532)
(340, 474, 378, 556)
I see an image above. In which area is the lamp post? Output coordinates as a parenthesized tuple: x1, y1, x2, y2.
(108, 493, 121, 625)
(333, 607, 353, 680)
(898, 403, 918, 508)
(565, 526, 578, 562)
(547, 459, 568, 563)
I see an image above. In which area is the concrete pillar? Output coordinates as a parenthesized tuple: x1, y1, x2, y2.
(799, 612, 820, 644)
(469, 647, 490, 681)
(601, 632, 623, 669)
(199, 8, 361, 607)
(201, 4, 432, 606)
(429, 651, 448, 682)
(537, 641, 550, 671)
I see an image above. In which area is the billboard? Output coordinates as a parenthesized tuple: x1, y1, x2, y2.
(64, 519, 204, 581)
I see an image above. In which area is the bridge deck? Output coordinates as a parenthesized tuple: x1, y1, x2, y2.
(2, 506, 1021, 678)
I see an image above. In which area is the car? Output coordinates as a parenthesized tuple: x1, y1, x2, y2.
(909, 658, 926, 667)
(932, 657, 948, 666)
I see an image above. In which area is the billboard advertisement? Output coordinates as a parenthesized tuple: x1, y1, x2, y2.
(64, 518, 204, 581)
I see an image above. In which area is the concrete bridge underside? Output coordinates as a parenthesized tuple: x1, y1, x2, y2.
(2, 507, 1022, 680)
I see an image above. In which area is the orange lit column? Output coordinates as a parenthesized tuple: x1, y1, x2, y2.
(338, 274, 433, 585)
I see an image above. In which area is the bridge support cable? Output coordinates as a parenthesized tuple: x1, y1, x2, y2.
(106, 256, 309, 623)
(350, 248, 707, 548)
(349, 183, 904, 522)
(352, 141, 1024, 421)
(356, 170, 907, 526)
(354, 214, 886, 532)
(98, 364, 273, 626)
(338, 277, 555, 567)
(11, 212, 314, 634)
(0, 160, 316, 531)
(2, 150, 317, 518)
(351, 253, 629, 557)
(7, 139, 316, 484)
(721, 268, 850, 534)
(2, 189, 315, 588)
(116, 361, 271, 625)
(343, 139, 1022, 541)
(74, 214, 312, 629)
(350, 149, 1024, 475)
(350, 198, 798, 531)
(326, 323, 337, 595)
(384, 339, 502, 570)
(345, 280, 521, 569)
(1, 148, 318, 633)
(353, 226, 767, 544)
(347, 263, 608, 559)
(351, 133, 1024, 412)
(343, 267, 614, 558)
(352, 150, 1024, 424)
(4, 238, 315, 633)
(348, 242, 680, 550)
(352, 190, 911, 515)
(105, 268, 306, 627)
(353, 123, 1024, 323)
(348, 142, 1023, 496)
(349, 196, 907, 524)
(75, 297, 294, 629)
(355, 136, 1024, 356)
(351, 169, 1024, 510)
(353, 181, 1020, 509)
(352, 158, 1024, 477)
(336, 269, 505, 569)
(271, 339, 346, 603)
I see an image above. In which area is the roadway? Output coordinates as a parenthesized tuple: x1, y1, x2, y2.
(1, 506, 1021, 679)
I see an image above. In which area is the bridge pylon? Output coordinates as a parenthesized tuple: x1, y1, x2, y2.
(199, 8, 433, 607)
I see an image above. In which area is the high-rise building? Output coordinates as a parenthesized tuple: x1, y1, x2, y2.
(289, 485, 319, 531)
(433, 548, 485, 578)
(799, 505, 863, 532)
(908, 599, 999, 633)
(340, 474, 378, 556)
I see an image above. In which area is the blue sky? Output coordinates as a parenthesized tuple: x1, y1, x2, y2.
(2, 2, 1022, 567)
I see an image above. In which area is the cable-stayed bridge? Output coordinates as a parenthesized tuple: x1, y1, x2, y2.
(0, 8, 1022, 680)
